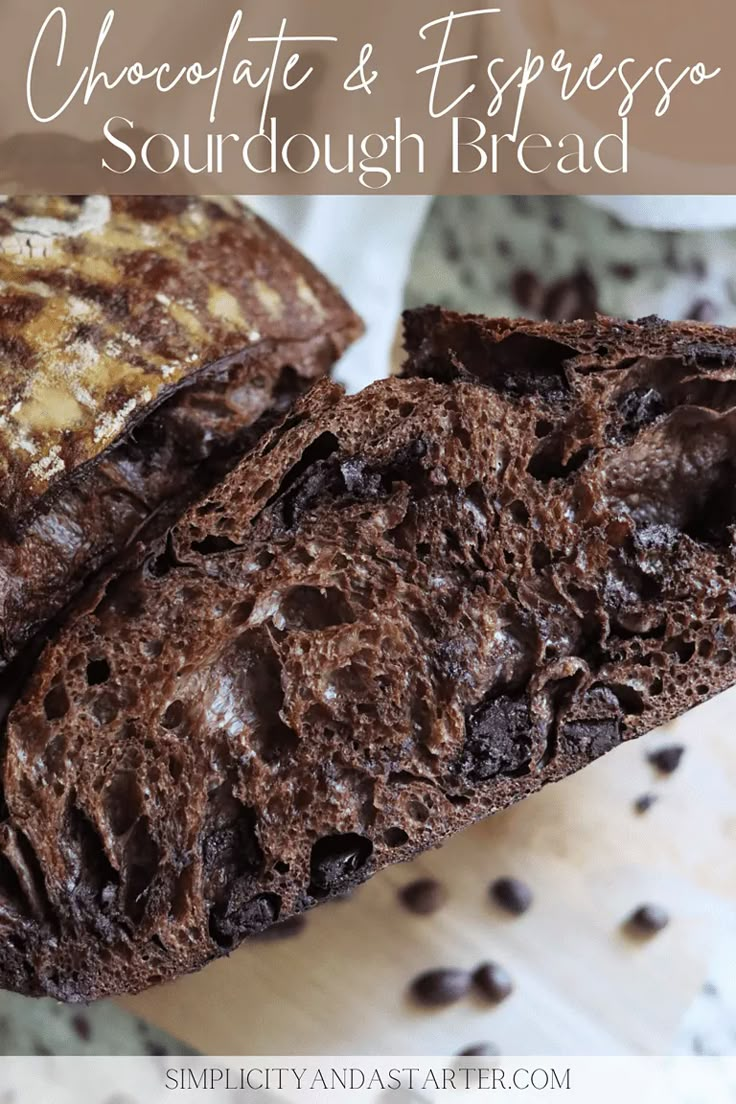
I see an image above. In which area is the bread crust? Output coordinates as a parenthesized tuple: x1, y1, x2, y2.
(0, 197, 361, 667)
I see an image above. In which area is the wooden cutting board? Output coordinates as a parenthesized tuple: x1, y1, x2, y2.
(122, 688, 736, 1055)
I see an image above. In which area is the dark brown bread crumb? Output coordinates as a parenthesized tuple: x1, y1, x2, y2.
(3, 310, 736, 1001)
(472, 962, 514, 1003)
(410, 968, 471, 1007)
(251, 914, 307, 941)
(490, 878, 534, 917)
(624, 904, 670, 936)
(648, 745, 686, 775)
(398, 877, 447, 916)
(633, 793, 658, 814)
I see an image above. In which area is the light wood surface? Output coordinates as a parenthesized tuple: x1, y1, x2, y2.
(123, 689, 736, 1055)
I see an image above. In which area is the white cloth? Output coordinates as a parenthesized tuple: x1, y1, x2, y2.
(245, 196, 432, 392)
(587, 196, 736, 230)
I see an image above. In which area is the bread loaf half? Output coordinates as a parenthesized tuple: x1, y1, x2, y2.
(3, 311, 736, 1000)
(0, 196, 361, 667)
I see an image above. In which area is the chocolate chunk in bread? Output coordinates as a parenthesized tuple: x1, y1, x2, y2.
(0, 196, 361, 666)
(3, 309, 736, 1001)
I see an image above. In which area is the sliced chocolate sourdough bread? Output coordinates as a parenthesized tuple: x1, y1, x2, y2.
(4, 312, 736, 1001)
(0, 196, 361, 668)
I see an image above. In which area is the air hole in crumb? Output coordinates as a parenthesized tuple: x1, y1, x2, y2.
(603, 682, 645, 715)
(527, 437, 593, 483)
(43, 684, 69, 721)
(191, 535, 240, 555)
(230, 600, 254, 626)
(277, 586, 355, 632)
(91, 692, 119, 726)
(86, 658, 110, 686)
(507, 500, 530, 526)
(103, 772, 141, 837)
(407, 799, 430, 822)
(274, 861, 289, 874)
(161, 700, 185, 730)
(309, 833, 373, 897)
(384, 827, 409, 848)
(670, 640, 696, 664)
(532, 543, 552, 571)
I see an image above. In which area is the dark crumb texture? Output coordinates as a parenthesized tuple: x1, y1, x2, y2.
(2, 309, 736, 1001)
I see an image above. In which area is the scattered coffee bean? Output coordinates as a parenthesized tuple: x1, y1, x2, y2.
(688, 299, 718, 323)
(456, 1042, 500, 1057)
(71, 1013, 91, 1042)
(410, 968, 471, 1007)
(490, 876, 533, 916)
(648, 745, 685, 775)
(511, 270, 542, 312)
(609, 262, 637, 281)
(398, 877, 447, 916)
(145, 1041, 170, 1057)
(543, 269, 598, 322)
(473, 962, 514, 1003)
(625, 904, 670, 937)
(633, 793, 658, 815)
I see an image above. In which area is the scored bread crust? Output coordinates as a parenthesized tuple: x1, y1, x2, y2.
(0, 196, 361, 667)
(3, 312, 736, 1001)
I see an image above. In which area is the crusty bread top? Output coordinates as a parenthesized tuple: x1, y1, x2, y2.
(0, 196, 360, 523)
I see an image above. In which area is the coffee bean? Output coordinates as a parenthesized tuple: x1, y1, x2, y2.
(490, 876, 533, 916)
(512, 270, 542, 312)
(71, 1013, 91, 1042)
(633, 793, 658, 815)
(625, 904, 670, 936)
(409, 968, 471, 1007)
(688, 299, 718, 323)
(456, 1042, 500, 1057)
(648, 744, 685, 775)
(473, 962, 514, 1003)
(609, 262, 637, 281)
(543, 270, 598, 322)
(398, 877, 447, 916)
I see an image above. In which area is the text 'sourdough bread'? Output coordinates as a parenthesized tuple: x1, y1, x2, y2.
(4, 311, 736, 1000)
(0, 196, 361, 666)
